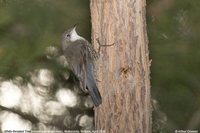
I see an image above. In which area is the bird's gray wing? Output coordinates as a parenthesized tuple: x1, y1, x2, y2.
(63, 40, 102, 106)
(86, 62, 102, 106)
(63, 42, 87, 92)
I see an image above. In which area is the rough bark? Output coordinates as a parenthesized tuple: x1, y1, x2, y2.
(90, 0, 151, 133)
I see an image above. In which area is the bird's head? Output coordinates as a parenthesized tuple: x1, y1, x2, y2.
(62, 24, 83, 43)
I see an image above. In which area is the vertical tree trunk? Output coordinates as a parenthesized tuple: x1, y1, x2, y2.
(90, 0, 151, 133)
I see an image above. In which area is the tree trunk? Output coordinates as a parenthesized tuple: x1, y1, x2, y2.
(90, 0, 151, 133)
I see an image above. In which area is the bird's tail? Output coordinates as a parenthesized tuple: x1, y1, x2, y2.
(88, 84, 102, 107)
(86, 71, 102, 107)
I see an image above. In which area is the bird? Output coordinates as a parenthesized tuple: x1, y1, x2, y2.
(61, 25, 102, 107)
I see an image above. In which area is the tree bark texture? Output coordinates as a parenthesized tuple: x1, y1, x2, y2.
(90, 0, 151, 133)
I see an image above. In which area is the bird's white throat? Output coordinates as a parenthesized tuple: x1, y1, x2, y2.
(70, 28, 84, 42)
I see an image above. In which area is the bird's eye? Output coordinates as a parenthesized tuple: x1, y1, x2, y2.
(67, 34, 70, 37)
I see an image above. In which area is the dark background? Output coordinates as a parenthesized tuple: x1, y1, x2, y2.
(0, 0, 200, 132)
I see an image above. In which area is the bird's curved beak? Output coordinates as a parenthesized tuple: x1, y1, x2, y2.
(73, 24, 77, 30)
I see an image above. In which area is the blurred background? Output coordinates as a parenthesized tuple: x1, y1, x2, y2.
(0, 0, 91, 78)
(0, 0, 200, 132)
(0, 0, 94, 131)
(147, 0, 200, 132)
